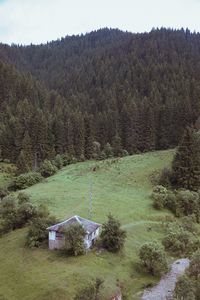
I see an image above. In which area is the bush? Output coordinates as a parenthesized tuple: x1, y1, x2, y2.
(103, 143, 113, 158)
(180, 215, 197, 233)
(26, 206, 57, 248)
(151, 185, 168, 209)
(100, 214, 126, 252)
(92, 141, 101, 160)
(74, 278, 104, 300)
(139, 241, 168, 275)
(39, 160, 57, 177)
(174, 275, 196, 300)
(26, 215, 56, 248)
(162, 189, 200, 221)
(0, 195, 17, 233)
(16, 202, 38, 227)
(175, 190, 200, 219)
(0, 187, 9, 199)
(162, 224, 199, 255)
(63, 224, 86, 256)
(0, 193, 49, 235)
(14, 172, 43, 189)
(53, 154, 63, 169)
(17, 192, 30, 204)
(188, 250, 200, 279)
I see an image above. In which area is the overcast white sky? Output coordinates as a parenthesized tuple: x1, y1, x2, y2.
(0, 0, 199, 45)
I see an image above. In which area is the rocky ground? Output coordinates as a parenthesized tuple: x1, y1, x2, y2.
(142, 258, 190, 300)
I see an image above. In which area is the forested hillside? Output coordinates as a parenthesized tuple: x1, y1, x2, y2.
(0, 28, 200, 169)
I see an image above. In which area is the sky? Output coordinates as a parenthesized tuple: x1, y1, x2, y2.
(0, 0, 199, 45)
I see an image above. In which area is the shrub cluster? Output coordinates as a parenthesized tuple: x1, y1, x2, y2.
(0, 192, 56, 246)
(0, 193, 38, 234)
(162, 222, 200, 256)
(139, 241, 168, 275)
(39, 160, 57, 178)
(13, 172, 43, 190)
(26, 206, 57, 248)
(152, 186, 200, 221)
(74, 278, 104, 300)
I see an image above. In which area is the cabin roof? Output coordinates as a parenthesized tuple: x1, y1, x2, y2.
(47, 215, 101, 234)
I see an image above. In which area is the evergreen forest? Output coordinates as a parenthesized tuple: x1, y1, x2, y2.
(1, 28, 200, 169)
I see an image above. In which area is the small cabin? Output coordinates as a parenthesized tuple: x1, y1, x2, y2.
(47, 215, 101, 250)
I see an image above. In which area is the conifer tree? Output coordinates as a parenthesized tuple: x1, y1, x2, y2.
(172, 127, 200, 191)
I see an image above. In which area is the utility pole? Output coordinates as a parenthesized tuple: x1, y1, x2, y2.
(88, 176, 93, 219)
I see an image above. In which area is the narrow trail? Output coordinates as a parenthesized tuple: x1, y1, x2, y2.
(142, 258, 190, 300)
(122, 220, 159, 229)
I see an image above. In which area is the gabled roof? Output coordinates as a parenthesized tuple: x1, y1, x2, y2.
(47, 215, 101, 234)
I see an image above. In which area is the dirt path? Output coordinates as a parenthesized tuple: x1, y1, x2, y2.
(142, 258, 190, 300)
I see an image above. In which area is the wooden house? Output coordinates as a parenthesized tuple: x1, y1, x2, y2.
(47, 215, 101, 250)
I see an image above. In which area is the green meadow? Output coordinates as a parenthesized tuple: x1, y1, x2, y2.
(0, 150, 174, 300)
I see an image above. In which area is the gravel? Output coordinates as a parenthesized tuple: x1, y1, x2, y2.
(142, 258, 190, 300)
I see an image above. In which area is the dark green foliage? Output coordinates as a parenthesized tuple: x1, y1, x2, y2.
(17, 192, 30, 204)
(139, 241, 168, 275)
(39, 160, 57, 178)
(26, 211, 57, 248)
(100, 214, 126, 252)
(0, 193, 39, 234)
(188, 250, 200, 279)
(63, 224, 86, 256)
(180, 215, 197, 233)
(53, 155, 63, 170)
(0, 187, 8, 199)
(103, 143, 113, 158)
(74, 278, 104, 300)
(1, 29, 200, 166)
(158, 167, 172, 187)
(16, 131, 33, 174)
(92, 141, 101, 160)
(172, 127, 200, 191)
(154, 187, 200, 221)
(151, 185, 168, 209)
(165, 190, 200, 220)
(162, 223, 199, 255)
(174, 275, 196, 300)
(0, 195, 17, 233)
(14, 172, 43, 190)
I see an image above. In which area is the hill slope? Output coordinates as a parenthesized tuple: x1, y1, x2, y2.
(0, 150, 173, 300)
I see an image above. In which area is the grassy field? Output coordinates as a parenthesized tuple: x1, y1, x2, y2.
(0, 150, 174, 300)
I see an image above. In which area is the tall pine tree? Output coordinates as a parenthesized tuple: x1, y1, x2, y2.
(172, 127, 200, 191)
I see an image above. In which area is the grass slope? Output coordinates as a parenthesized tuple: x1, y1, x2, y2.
(0, 150, 174, 300)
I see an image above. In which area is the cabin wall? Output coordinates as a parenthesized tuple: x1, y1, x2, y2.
(48, 227, 101, 250)
(48, 231, 65, 250)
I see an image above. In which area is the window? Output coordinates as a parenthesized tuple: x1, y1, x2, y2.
(56, 232, 64, 240)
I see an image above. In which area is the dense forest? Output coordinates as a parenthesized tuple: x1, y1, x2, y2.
(0, 28, 200, 170)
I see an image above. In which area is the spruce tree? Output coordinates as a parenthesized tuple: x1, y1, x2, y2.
(172, 127, 200, 191)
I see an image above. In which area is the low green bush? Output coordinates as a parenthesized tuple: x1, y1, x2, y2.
(39, 160, 57, 178)
(26, 208, 57, 248)
(162, 224, 199, 256)
(53, 154, 63, 169)
(14, 172, 43, 190)
(139, 241, 168, 275)
(151, 185, 168, 209)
